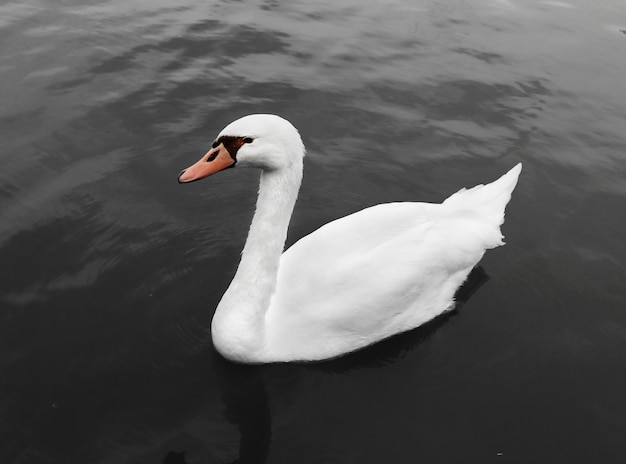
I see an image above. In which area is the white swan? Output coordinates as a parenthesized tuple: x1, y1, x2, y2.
(178, 114, 521, 363)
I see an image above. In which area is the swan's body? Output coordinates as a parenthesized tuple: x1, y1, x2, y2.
(178, 114, 521, 363)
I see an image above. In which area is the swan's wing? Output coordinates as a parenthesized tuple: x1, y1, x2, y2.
(275, 202, 439, 303)
(266, 202, 495, 359)
(284, 202, 437, 265)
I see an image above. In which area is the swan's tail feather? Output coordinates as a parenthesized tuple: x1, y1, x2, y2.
(441, 163, 521, 250)
(443, 163, 522, 226)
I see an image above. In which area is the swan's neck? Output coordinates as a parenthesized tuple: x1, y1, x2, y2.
(211, 158, 302, 361)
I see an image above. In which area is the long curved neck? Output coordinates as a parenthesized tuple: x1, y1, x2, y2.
(211, 156, 303, 361)
(237, 164, 302, 302)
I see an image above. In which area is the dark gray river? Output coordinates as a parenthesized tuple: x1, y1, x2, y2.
(1, 1, 625, 462)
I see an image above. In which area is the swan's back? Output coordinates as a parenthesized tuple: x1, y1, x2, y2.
(263, 164, 522, 361)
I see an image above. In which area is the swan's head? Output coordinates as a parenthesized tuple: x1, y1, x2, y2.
(178, 114, 305, 183)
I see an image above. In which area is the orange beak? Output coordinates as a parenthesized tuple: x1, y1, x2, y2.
(178, 144, 236, 183)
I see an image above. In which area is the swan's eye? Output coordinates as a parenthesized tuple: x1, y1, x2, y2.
(243, 137, 254, 144)
(211, 140, 219, 149)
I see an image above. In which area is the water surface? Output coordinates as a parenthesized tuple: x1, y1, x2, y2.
(1, 1, 625, 463)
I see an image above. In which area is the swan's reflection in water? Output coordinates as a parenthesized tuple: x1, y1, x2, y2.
(215, 359, 272, 464)
(163, 450, 189, 464)
(173, 267, 488, 463)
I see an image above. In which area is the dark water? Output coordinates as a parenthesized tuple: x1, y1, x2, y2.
(1, 0, 625, 462)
